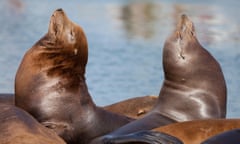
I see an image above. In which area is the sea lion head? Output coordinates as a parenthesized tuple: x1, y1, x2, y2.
(162, 14, 225, 87)
(162, 14, 199, 82)
(28, 8, 89, 92)
(47, 8, 88, 74)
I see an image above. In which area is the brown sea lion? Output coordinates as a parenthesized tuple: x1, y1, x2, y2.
(0, 93, 14, 105)
(98, 14, 227, 138)
(104, 95, 157, 119)
(0, 103, 66, 144)
(15, 9, 133, 144)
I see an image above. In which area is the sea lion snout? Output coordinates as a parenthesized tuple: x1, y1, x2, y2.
(176, 14, 195, 40)
(56, 8, 63, 12)
(52, 8, 65, 16)
(49, 8, 69, 37)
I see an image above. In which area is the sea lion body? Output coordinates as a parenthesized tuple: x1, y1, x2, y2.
(15, 9, 132, 144)
(96, 15, 227, 144)
(0, 103, 65, 144)
(101, 14, 226, 137)
(157, 14, 226, 120)
(0, 93, 156, 119)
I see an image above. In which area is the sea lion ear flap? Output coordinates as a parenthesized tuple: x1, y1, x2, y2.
(41, 121, 72, 135)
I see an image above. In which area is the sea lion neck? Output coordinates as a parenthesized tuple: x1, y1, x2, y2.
(32, 39, 86, 93)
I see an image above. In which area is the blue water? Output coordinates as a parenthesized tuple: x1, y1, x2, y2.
(0, 0, 239, 118)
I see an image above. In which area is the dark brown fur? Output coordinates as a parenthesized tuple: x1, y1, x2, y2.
(15, 9, 133, 144)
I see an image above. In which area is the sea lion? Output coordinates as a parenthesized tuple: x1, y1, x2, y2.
(0, 103, 66, 144)
(15, 8, 133, 144)
(104, 95, 157, 119)
(0, 93, 14, 105)
(98, 14, 227, 137)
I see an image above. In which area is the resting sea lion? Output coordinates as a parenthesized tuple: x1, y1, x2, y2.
(0, 103, 65, 144)
(98, 14, 227, 138)
(104, 95, 157, 119)
(15, 8, 133, 144)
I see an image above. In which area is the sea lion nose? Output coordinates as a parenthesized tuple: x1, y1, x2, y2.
(56, 8, 63, 12)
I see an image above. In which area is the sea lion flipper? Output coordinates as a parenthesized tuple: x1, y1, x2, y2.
(102, 131, 183, 144)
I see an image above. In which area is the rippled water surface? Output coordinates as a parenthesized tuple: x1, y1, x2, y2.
(0, 0, 239, 117)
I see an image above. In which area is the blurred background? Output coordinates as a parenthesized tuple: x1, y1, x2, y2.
(0, 0, 239, 117)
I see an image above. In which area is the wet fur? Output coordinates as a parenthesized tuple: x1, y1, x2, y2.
(93, 14, 227, 143)
(15, 9, 132, 144)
